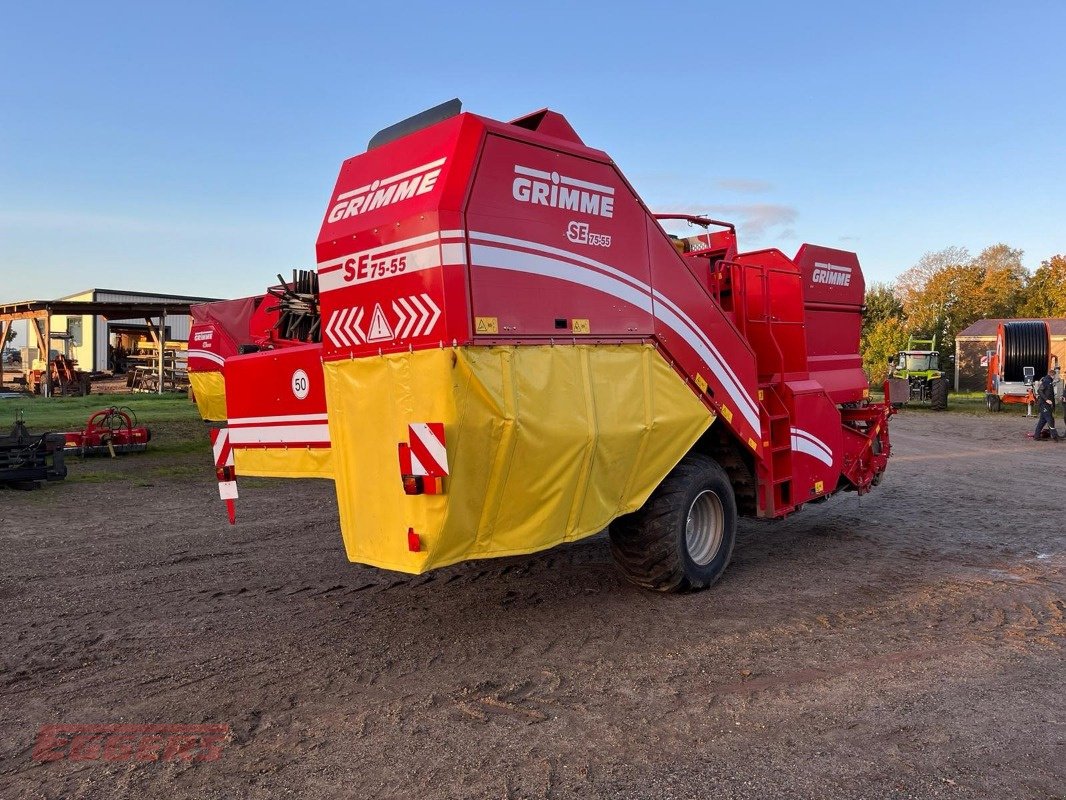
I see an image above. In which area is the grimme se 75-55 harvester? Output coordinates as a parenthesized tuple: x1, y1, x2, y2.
(188, 101, 892, 592)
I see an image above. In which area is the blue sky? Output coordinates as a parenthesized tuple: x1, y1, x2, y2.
(2, 0, 1064, 305)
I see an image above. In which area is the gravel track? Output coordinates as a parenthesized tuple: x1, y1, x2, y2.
(1, 410, 1063, 799)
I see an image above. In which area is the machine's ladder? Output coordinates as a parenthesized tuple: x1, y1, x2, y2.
(724, 257, 799, 517)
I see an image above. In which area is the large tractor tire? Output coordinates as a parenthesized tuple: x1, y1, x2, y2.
(930, 376, 948, 411)
(609, 453, 737, 592)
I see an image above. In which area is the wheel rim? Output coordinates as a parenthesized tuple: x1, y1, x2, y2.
(685, 489, 725, 566)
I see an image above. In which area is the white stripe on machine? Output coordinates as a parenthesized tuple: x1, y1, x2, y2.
(189, 349, 226, 366)
(228, 424, 331, 445)
(229, 413, 328, 426)
(467, 230, 758, 428)
(467, 236, 761, 433)
(317, 231, 466, 293)
(790, 427, 833, 466)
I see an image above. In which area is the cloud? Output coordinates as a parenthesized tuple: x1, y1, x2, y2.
(720, 204, 797, 237)
(660, 203, 798, 240)
(715, 178, 774, 194)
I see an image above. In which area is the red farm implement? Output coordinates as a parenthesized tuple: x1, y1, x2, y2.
(63, 407, 150, 457)
(187, 100, 893, 592)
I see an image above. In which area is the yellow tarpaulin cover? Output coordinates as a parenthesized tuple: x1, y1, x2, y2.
(233, 447, 334, 480)
(189, 371, 227, 422)
(323, 343, 714, 573)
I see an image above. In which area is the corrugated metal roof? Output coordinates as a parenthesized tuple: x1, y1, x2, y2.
(91, 288, 221, 303)
(956, 318, 1066, 338)
(52, 288, 219, 303)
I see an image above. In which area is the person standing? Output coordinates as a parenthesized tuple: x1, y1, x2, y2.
(1034, 371, 1060, 441)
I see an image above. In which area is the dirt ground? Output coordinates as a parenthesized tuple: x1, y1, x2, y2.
(1, 410, 1063, 799)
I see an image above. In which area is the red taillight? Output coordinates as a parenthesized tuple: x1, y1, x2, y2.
(407, 527, 421, 552)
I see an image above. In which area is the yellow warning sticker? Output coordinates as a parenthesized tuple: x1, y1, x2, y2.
(571, 318, 590, 334)
(814, 480, 824, 493)
(746, 437, 758, 451)
(694, 373, 708, 393)
(758, 389, 764, 401)
(862, 387, 870, 398)
(720, 405, 733, 423)
(475, 316, 499, 334)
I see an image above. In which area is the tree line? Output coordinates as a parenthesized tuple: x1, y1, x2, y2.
(861, 245, 1066, 383)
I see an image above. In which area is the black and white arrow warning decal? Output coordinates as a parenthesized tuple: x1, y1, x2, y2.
(392, 293, 442, 339)
(325, 307, 365, 347)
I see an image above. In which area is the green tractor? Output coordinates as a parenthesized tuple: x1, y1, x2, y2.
(886, 337, 949, 411)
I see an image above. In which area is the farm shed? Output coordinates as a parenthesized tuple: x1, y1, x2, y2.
(0, 290, 222, 396)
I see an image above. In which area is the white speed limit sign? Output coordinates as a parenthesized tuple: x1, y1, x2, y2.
(291, 369, 310, 400)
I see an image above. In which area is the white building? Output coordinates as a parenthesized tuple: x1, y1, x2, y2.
(48, 288, 221, 372)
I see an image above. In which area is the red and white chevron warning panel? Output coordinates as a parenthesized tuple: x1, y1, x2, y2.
(212, 427, 234, 469)
(325, 294, 442, 350)
(325, 307, 366, 347)
(407, 422, 448, 476)
(209, 427, 237, 524)
(392, 294, 442, 339)
(397, 422, 448, 495)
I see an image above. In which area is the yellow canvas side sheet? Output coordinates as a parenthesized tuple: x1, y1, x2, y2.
(189, 371, 227, 422)
(323, 343, 713, 574)
(233, 447, 333, 480)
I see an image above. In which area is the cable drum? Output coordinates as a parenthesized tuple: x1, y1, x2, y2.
(1000, 320, 1050, 382)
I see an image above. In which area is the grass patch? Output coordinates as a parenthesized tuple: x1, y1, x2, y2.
(0, 393, 209, 452)
(2, 394, 213, 485)
(1, 393, 202, 432)
(870, 390, 1035, 416)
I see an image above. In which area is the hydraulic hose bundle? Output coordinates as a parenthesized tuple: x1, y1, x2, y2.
(268, 269, 321, 343)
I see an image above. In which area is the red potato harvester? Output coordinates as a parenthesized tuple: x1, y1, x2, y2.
(188, 100, 893, 593)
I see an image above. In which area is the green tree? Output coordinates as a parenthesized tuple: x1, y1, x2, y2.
(971, 243, 1028, 319)
(863, 317, 909, 384)
(862, 282, 903, 340)
(895, 243, 1031, 359)
(1020, 254, 1066, 317)
(895, 246, 970, 318)
(901, 261, 985, 348)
